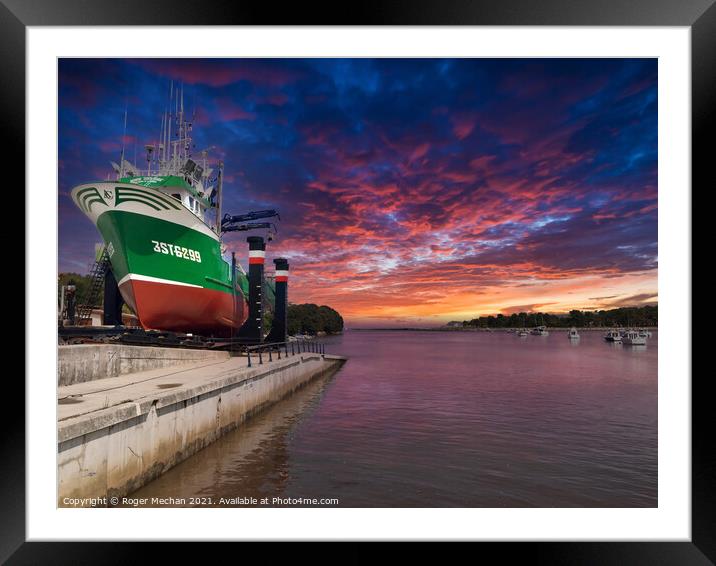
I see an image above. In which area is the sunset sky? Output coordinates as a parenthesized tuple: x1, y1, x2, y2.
(58, 58, 657, 327)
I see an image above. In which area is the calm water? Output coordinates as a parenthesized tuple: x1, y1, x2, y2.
(128, 330, 657, 507)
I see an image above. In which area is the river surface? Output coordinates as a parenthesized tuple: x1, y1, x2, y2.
(127, 329, 657, 507)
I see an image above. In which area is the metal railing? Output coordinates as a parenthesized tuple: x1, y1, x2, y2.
(245, 339, 326, 368)
(55, 325, 328, 364)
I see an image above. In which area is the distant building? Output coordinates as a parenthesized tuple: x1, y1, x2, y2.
(446, 321, 463, 328)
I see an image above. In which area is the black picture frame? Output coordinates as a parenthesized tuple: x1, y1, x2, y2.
(7, 0, 709, 561)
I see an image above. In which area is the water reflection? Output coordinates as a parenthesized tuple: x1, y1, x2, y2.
(125, 371, 339, 506)
(131, 330, 657, 508)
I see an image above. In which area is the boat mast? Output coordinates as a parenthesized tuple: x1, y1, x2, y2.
(118, 104, 128, 178)
(180, 83, 185, 161)
(159, 111, 165, 171)
(215, 161, 224, 233)
(168, 81, 173, 169)
(174, 83, 178, 163)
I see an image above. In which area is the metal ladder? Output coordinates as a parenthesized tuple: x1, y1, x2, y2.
(75, 249, 111, 324)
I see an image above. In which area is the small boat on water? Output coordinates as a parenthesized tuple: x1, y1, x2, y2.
(530, 325, 549, 336)
(517, 315, 529, 337)
(604, 329, 622, 342)
(567, 327, 580, 340)
(638, 328, 652, 338)
(622, 330, 647, 346)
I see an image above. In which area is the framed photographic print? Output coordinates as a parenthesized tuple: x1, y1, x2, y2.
(9, 0, 710, 561)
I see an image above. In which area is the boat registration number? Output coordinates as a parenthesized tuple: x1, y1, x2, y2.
(151, 240, 202, 263)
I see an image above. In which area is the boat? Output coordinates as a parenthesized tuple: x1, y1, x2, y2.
(622, 329, 647, 346)
(517, 316, 529, 337)
(70, 84, 275, 337)
(567, 327, 580, 340)
(530, 325, 549, 336)
(638, 328, 652, 338)
(604, 329, 622, 342)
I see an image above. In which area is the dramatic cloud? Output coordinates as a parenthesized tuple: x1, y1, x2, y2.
(58, 58, 658, 326)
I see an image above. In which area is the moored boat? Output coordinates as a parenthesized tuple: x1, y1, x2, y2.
(530, 325, 549, 336)
(604, 329, 622, 342)
(71, 84, 276, 337)
(622, 330, 647, 346)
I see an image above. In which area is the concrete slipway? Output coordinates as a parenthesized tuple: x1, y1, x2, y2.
(57, 345, 346, 506)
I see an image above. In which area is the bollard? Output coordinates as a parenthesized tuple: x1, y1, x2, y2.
(268, 348, 272, 362)
(236, 236, 266, 343)
(266, 258, 289, 343)
(291, 342, 295, 355)
(258, 350, 263, 365)
(247, 350, 252, 368)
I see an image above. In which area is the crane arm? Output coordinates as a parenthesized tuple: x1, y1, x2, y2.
(221, 221, 278, 234)
(221, 209, 280, 227)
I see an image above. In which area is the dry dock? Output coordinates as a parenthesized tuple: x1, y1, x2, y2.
(57, 345, 346, 505)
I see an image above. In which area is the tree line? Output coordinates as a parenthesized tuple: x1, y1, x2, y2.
(287, 303, 344, 335)
(458, 305, 657, 329)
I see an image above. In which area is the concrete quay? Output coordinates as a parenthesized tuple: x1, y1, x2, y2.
(58, 344, 229, 386)
(58, 349, 346, 505)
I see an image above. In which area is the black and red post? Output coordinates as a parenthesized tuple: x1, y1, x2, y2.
(236, 236, 266, 343)
(266, 258, 289, 343)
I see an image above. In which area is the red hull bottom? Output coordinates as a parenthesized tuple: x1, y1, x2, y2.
(119, 279, 248, 337)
